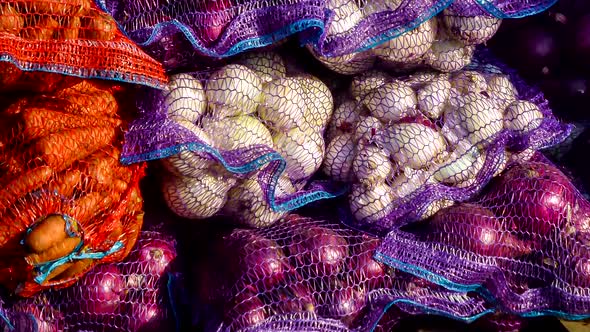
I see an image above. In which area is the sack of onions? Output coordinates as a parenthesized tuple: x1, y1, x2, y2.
(0, 71, 146, 297)
(0, 227, 185, 332)
(193, 214, 492, 332)
(321, 49, 571, 232)
(122, 51, 341, 228)
(377, 152, 590, 321)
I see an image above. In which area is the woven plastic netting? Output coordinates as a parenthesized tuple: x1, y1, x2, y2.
(99, 0, 555, 71)
(0, 228, 182, 331)
(375, 152, 590, 320)
(0, 0, 167, 88)
(121, 51, 345, 228)
(0, 71, 146, 297)
(319, 47, 571, 234)
(193, 214, 499, 332)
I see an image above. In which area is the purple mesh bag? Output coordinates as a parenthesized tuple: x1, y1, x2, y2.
(121, 52, 345, 227)
(320, 47, 572, 234)
(375, 152, 590, 321)
(196, 214, 497, 332)
(0, 227, 184, 331)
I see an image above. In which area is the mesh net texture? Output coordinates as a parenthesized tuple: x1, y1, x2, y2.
(0, 73, 146, 297)
(0, 228, 182, 332)
(319, 47, 572, 234)
(375, 152, 590, 320)
(194, 214, 496, 332)
(99, 0, 555, 71)
(0, 0, 167, 88)
(121, 51, 346, 228)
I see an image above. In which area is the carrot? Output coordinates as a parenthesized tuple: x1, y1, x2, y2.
(81, 11, 116, 41)
(46, 168, 82, 197)
(0, 62, 22, 87)
(57, 16, 80, 40)
(18, 0, 91, 15)
(34, 125, 117, 172)
(64, 90, 119, 117)
(21, 16, 59, 40)
(0, 5, 24, 35)
(67, 191, 114, 224)
(25, 236, 81, 265)
(55, 258, 93, 280)
(17, 107, 121, 141)
(0, 166, 52, 210)
(24, 214, 72, 253)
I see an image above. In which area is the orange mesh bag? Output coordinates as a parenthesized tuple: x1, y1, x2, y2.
(0, 73, 146, 298)
(0, 0, 167, 88)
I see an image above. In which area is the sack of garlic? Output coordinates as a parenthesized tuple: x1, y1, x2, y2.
(308, 0, 553, 75)
(121, 51, 345, 228)
(322, 48, 572, 233)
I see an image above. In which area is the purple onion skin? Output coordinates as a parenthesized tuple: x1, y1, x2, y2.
(226, 290, 267, 331)
(230, 230, 290, 292)
(270, 281, 316, 314)
(286, 225, 349, 278)
(126, 239, 176, 289)
(11, 304, 60, 332)
(481, 162, 577, 239)
(426, 203, 532, 257)
(77, 264, 125, 316)
(317, 285, 367, 327)
(348, 238, 389, 290)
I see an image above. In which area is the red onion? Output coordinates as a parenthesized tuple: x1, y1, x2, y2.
(128, 239, 176, 287)
(316, 284, 367, 326)
(348, 238, 390, 290)
(226, 290, 267, 330)
(77, 264, 125, 316)
(269, 281, 316, 314)
(197, 0, 233, 46)
(127, 292, 164, 332)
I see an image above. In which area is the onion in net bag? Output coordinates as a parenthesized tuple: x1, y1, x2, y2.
(122, 51, 346, 228)
(0, 0, 166, 88)
(193, 214, 496, 332)
(375, 152, 590, 320)
(0, 228, 183, 331)
(0, 74, 146, 297)
(319, 48, 571, 233)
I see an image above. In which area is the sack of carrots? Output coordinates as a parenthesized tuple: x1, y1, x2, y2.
(0, 0, 167, 88)
(0, 66, 146, 297)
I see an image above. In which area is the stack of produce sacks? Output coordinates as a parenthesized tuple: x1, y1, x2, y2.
(193, 214, 502, 332)
(375, 152, 590, 321)
(122, 51, 343, 228)
(320, 49, 571, 232)
(99, 0, 553, 71)
(0, 0, 166, 87)
(0, 65, 147, 297)
(0, 227, 183, 332)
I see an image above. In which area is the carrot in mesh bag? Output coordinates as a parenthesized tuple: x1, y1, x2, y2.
(0, 77, 146, 297)
(0, 1, 167, 88)
(121, 51, 346, 228)
(193, 214, 498, 332)
(375, 152, 590, 321)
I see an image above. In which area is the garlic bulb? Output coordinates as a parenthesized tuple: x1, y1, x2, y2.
(310, 47, 376, 75)
(164, 73, 206, 123)
(326, 0, 364, 35)
(326, 99, 362, 142)
(363, 80, 417, 123)
(487, 74, 517, 109)
(377, 122, 447, 169)
(206, 64, 263, 118)
(349, 182, 395, 224)
(373, 18, 437, 63)
(273, 127, 325, 181)
(442, 10, 502, 45)
(223, 174, 295, 228)
(162, 120, 214, 177)
(322, 133, 356, 182)
(443, 95, 504, 146)
(362, 0, 402, 16)
(236, 51, 286, 83)
(503, 100, 544, 134)
(508, 148, 535, 163)
(162, 168, 237, 219)
(258, 77, 306, 131)
(432, 145, 485, 186)
(417, 75, 451, 119)
(353, 115, 383, 144)
(353, 145, 392, 183)
(389, 167, 431, 200)
(450, 71, 487, 95)
(203, 115, 273, 150)
(294, 75, 334, 132)
(403, 71, 443, 89)
(350, 70, 390, 101)
(425, 38, 475, 73)
(421, 199, 454, 220)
